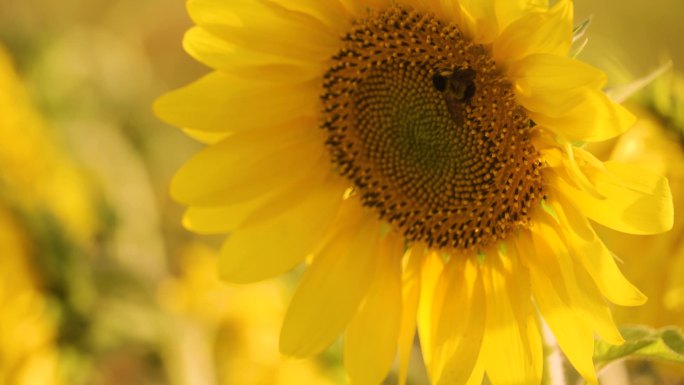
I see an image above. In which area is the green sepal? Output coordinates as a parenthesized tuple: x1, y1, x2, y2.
(570, 16, 592, 58)
(572, 15, 593, 42)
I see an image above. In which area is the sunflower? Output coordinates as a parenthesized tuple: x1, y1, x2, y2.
(155, 1, 674, 384)
(0, 45, 64, 385)
(597, 107, 684, 385)
(592, 72, 684, 329)
(0, 207, 63, 385)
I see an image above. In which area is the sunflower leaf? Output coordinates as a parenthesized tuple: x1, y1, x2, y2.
(594, 325, 684, 367)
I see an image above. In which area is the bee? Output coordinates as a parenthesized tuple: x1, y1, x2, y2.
(432, 68, 476, 124)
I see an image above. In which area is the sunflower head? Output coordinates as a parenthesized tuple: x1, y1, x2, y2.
(322, 6, 544, 252)
(156, 1, 674, 384)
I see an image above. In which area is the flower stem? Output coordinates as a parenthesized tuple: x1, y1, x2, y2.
(542, 321, 567, 385)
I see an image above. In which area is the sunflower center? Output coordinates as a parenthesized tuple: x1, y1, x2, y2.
(321, 6, 544, 251)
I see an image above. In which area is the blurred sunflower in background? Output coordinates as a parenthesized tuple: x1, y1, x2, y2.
(156, 1, 674, 384)
(584, 70, 684, 382)
(0, 209, 61, 385)
(0, 3, 192, 381)
(0, 44, 97, 385)
(599, 72, 684, 329)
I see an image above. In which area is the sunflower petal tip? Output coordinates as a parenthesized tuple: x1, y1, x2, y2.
(278, 342, 304, 360)
(278, 326, 300, 357)
(278, 322, 323, 359)
(168, 170, 193, 205)
(635, 294, 648, 306)
(618, 104, 637, 130)
(617, 288, 648, 307)
(584, 373, 600, 385)
(152, 94, 169, 121)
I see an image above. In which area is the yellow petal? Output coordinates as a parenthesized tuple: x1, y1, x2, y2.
(462, 355, 486, 385)
(417, 251, 445, 381)
(181, 128, 230, 145)
(344, 234, 404, 385)
(481, 250, 543, 385)
(517, 224, 597, 385)
(181, 165, 330, 234)
(269, 0, 352, 35)
(521, 252, 598, 385)
(183, 27, 322, 83)
(532, 209, 624, 345)
(432, 259, 486, 385)
(533, 90, 635, 142)
(494, 0, 549, 34)
(494, 0, 571, 64)
(182, 199, 265, 234)
(170, 119, 325, 206)
(569, 259, 625, 345)
(218, 175, 344, 283)
(457, 0, 499, 43)
(154, 71, 319, 132)
(552, 198, 647, 306)
(510, 54, 606, 116)
(510, 54, 635, 142)
(187, 0, 339, 62)
(555, 160, 674, 235)
(397, 245, 423, 385)
(280, 210, 381, 357)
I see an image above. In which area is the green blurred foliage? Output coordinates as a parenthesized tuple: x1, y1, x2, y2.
(575, 0, 684, 75)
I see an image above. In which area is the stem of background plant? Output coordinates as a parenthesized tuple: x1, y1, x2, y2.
(542, 321, 567, 385)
